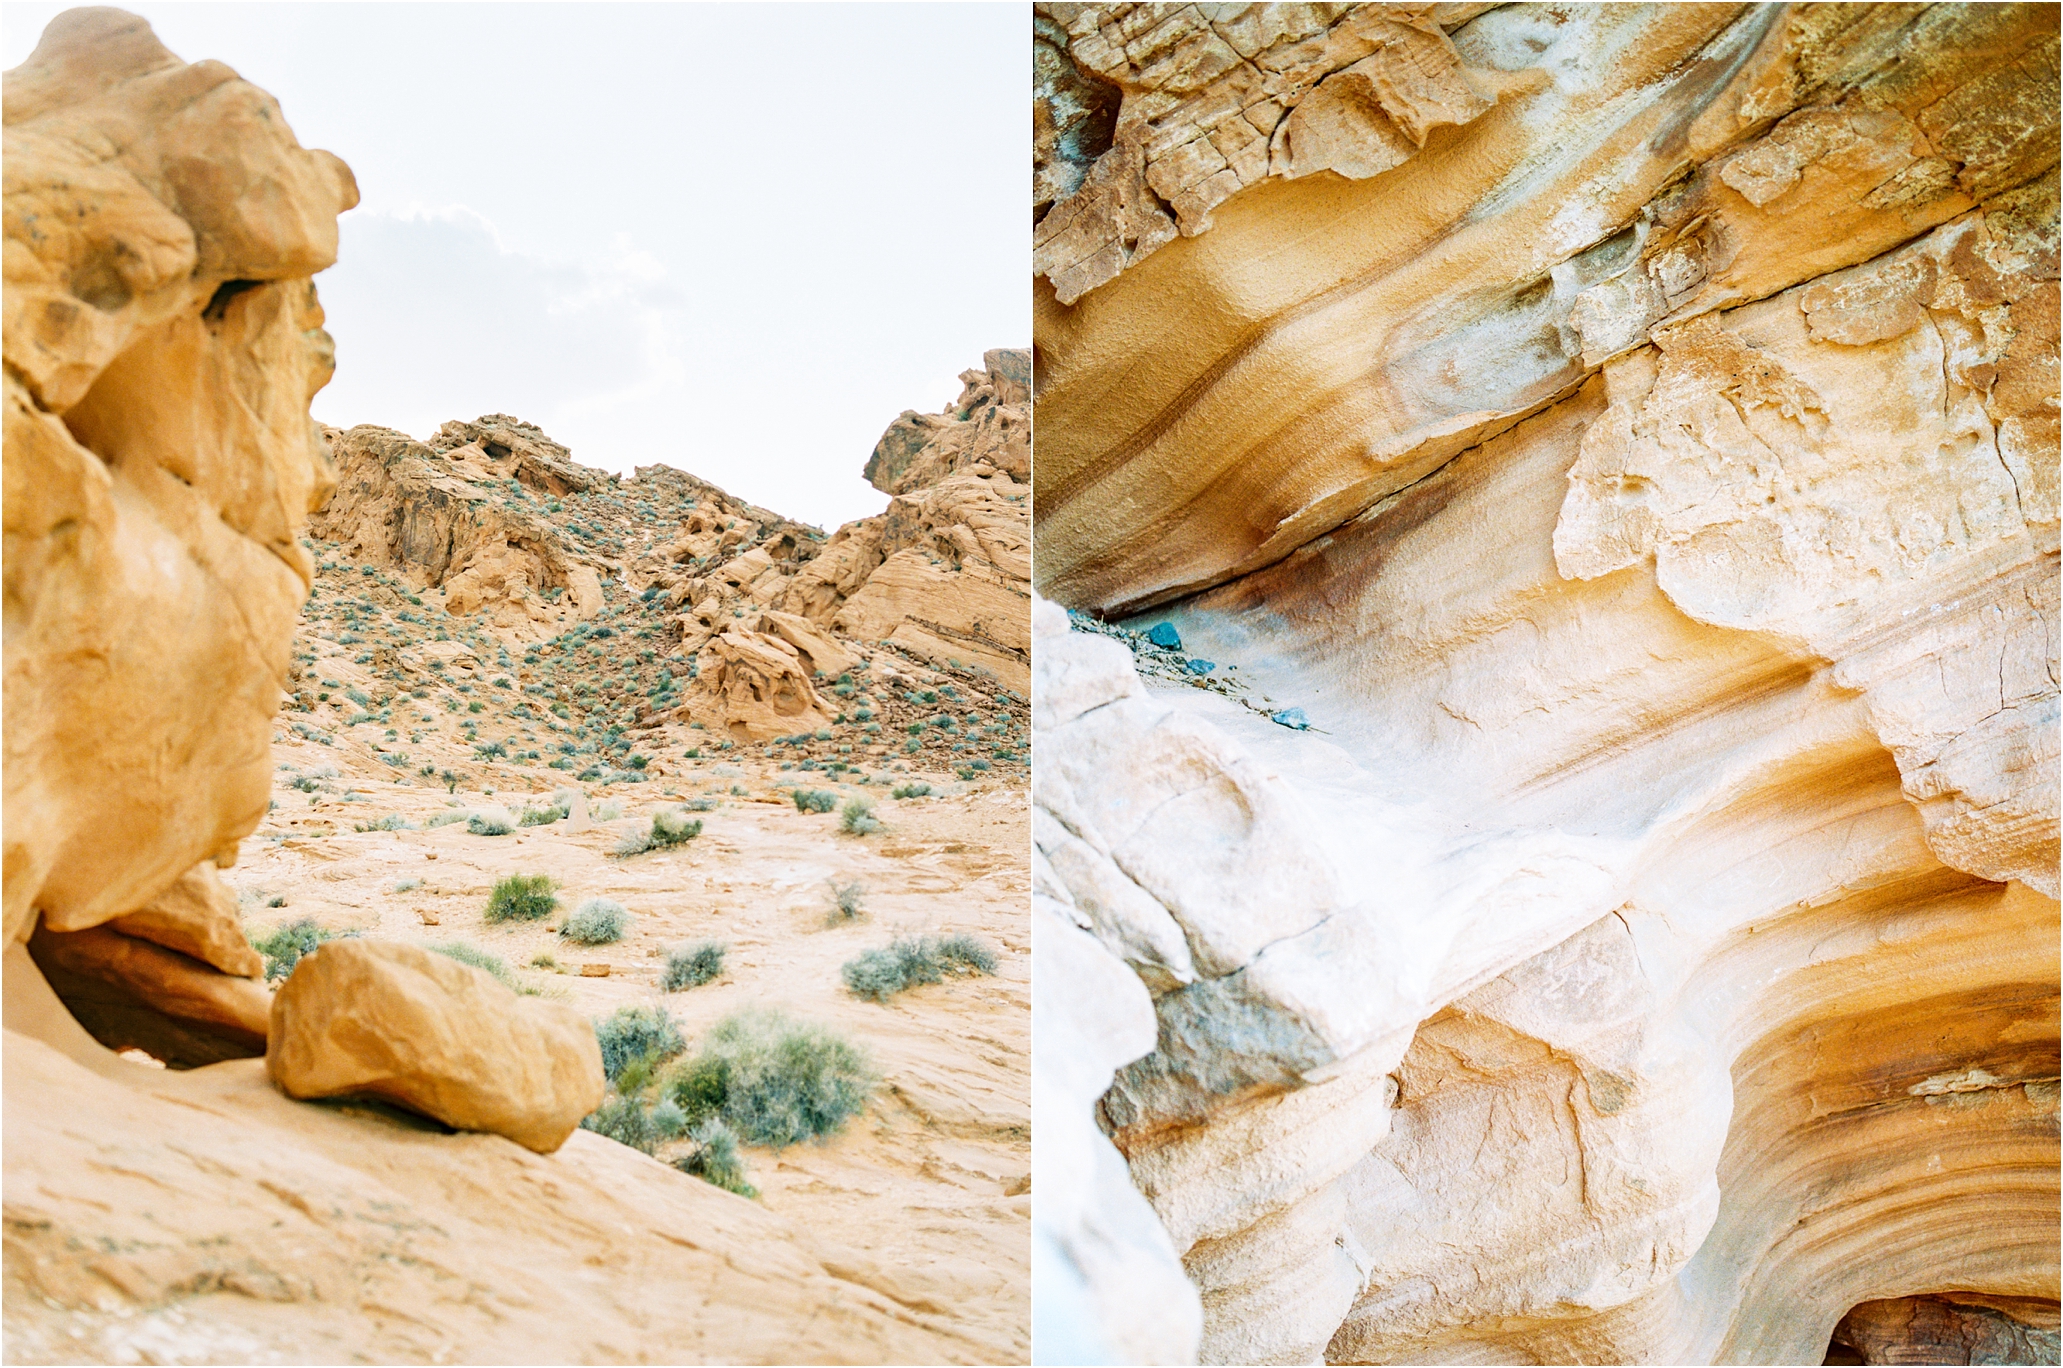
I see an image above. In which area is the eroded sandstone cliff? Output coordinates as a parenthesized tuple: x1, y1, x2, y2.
(1032, 4, 2059, 1364)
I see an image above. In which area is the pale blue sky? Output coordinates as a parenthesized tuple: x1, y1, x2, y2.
(2, 2, 1026, 528)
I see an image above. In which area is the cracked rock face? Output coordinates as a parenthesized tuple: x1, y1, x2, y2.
(1032, 4, 2058, 1364)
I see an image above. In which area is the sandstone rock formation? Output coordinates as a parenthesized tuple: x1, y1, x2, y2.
(3, 4, 355, 951)
(306, 348, 1030, 753)
(269, 939, 605, 1153)
(1033, 5, 2058, 1364)
(2, 12, 1016, 1360)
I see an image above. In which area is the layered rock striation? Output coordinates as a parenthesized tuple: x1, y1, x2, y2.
(1033, 4, 2058, 1364)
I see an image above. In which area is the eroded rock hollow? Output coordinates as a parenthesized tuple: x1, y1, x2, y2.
(1032, 4, 2060, 1363)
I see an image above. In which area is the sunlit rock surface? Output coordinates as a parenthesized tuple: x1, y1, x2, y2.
(1032, 3, 2058, 1363)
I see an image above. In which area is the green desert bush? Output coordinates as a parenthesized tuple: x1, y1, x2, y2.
(661, 1009, 875, 1149)
(841, 934, 997, 1003)
(662, 940, 727, 991)
(674, 1117, 757, 1198)
(649, 808, 702, 848)
(251, 918, 334, 982)
(484, 873, 557, 924)
(580, 1094, 664, 1153)
(560, 897, 631, 945)
(593, 1003, 686, 1088)
(838, 798, 880, 836)
(890, 783, 933, 800)
(467, 812, 514, 836)
(424, 809, 468, 828)
(791, 789, 837, 814)
(518, 804, 560, 827)
(934, 932, 999, 975)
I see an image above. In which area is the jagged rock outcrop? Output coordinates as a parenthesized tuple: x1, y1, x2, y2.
(311, 419, 612, 641)
(781, 348, 1034, 692)
(0, 12, 1006, 1360)
(1032, 5, 2058, 1365)
(307, 351, 1029, 747)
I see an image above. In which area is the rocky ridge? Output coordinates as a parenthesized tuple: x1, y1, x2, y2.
(1032, 5, 2058, 1365)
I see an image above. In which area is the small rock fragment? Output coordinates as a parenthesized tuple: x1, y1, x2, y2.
(1146, 622, 1182, 649)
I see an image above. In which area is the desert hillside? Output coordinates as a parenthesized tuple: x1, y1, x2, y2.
(2, 10, 1028, 1363)
(1031, 5, 2059, 1366)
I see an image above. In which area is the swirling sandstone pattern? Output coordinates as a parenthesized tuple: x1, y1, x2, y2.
(1033, 4, 2058, 1363)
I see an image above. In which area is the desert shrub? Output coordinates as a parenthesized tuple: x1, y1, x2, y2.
(593, 1003, 685, 1087)
(791, 789, 836, 814)
(423, 809, 468, 828)
(251, 918, 333, 982)
(613, 828, 652, 857)
(560, 897, 631, 945)
(838, 798, 880, 835)
(662, 1009, 875, 1150)
(430, 940, 533, 994)
(528, 951, 563, 971)
(890, 783, 932, 800)
(838, 947, 903, 1002)
(842, 934, 996, 1003)
(484, 873, 557, 924)
(650, 1097, 688, 1139)
(580, 1094, 663, 1153)
(828, 880, 865, 922)
(934, 933, 998, 975)
(467, 813, 514, 836)
(518, 804, 560, 826)
(662, 940, 727, 992)
(674, 1117, 757, 1198)
(355, 813, 411, 832)
(391, 877, 422, 893)
(594, 800, 623, 821)
(648, 808, 702, 848)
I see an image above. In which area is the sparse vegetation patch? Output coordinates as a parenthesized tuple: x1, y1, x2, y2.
(661, 1008, 875, 1149)
(560, 897, 631, 945)
(662, 940, 727, 991)
(484, 873, 558, 924)
(841, 933, 998, 1003)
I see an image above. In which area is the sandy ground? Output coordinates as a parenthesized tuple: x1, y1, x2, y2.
(232, 733, 1031, 1362)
